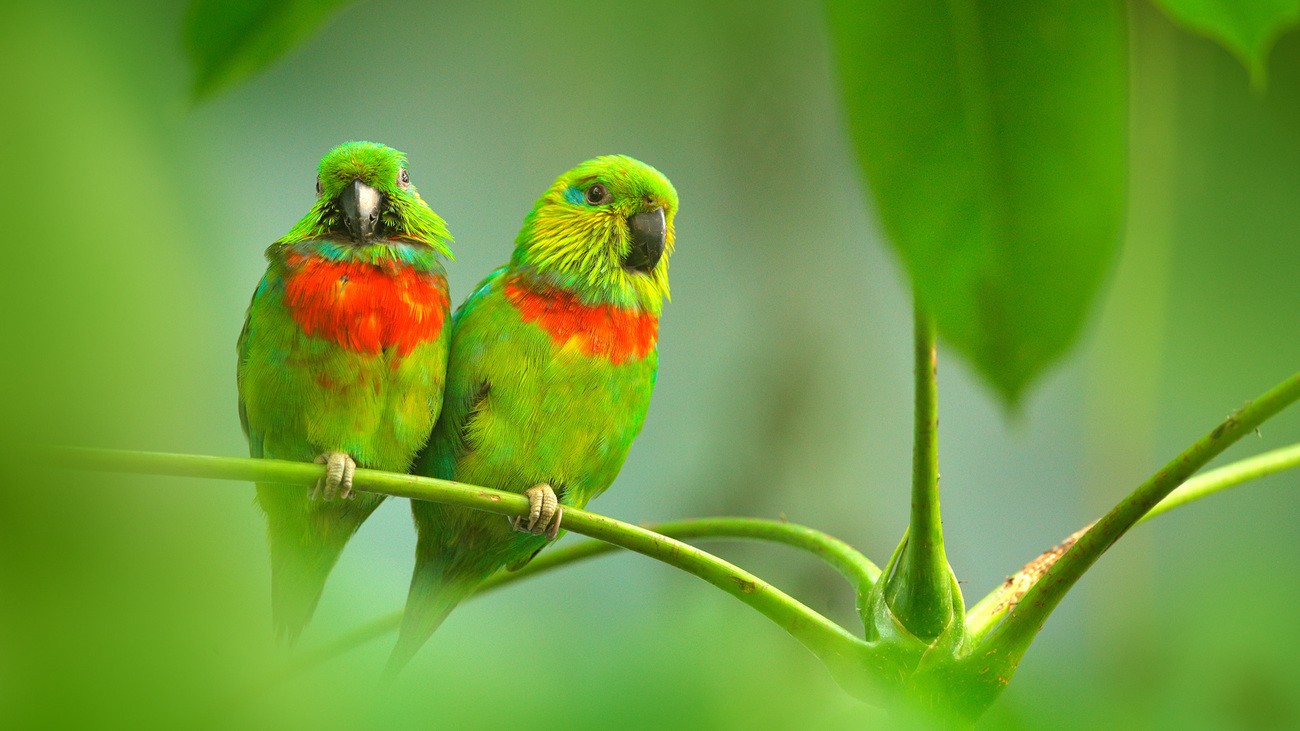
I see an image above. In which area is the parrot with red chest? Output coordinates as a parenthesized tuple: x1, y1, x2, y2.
(387, 155, 677, 674)
(237, 141, 453, 642)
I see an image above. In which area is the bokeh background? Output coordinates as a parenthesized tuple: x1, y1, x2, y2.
(3, 0, 1300, 728)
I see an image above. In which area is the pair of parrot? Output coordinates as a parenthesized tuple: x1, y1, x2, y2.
(236, 141, 678, 674)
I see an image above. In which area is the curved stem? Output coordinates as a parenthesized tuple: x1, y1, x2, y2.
(285, 518, 882, 675)
(641, 517, 883, 587)
(1137, 441, 1300, 524)
(972, 371, 1300, 692)
(966, 440, 1300, 643)
(50, 447, 869, 668)
(479, 517, 879, 597)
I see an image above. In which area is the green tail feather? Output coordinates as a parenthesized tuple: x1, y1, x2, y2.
(268, 533, 345, 645)
(384, 552, 481, 678)
(259, 485, 385, 644)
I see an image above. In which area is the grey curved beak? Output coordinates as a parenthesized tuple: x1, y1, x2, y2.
(340, 179, 381, 241)
(623, 207, 666, 273)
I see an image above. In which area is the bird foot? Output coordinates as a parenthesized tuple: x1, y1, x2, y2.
(310, 451, 356, 501)
(511, 483, 561, 541)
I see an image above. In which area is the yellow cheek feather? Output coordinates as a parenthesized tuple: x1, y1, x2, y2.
(557, 335, 590, 360)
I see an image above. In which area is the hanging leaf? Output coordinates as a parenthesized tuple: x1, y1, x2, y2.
(1152, 0, 1300, 85)
(824, 0, 1128, 407)
(185, 0, 358, 100)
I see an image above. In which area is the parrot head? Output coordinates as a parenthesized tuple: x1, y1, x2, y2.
(278, 141, 452, 258)
(513, 155, 678, 313)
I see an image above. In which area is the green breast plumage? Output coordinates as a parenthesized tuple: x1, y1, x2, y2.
(238, 250, 451, 470)
(412, 266, 659, 568)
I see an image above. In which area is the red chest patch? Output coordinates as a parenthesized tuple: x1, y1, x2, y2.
(504, 276, 658, 365)
(282, 255, 449, 357)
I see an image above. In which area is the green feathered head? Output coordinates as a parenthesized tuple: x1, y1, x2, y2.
(513, 155, 678, 313)
(276, 141, 453, 261)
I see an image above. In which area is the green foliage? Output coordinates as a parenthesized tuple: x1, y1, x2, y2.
(184, 0, 358, 99)
(823, 0, 1128, 407)
(13, 0, 1299, 727)
(1153, 0, 1300, 85)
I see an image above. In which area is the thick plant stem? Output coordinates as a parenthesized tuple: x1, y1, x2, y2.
(50, 447, 869, 671)
(911, 305, 942, 553)
(882, 304, 954, 641)
(966, 440, 1300, 643)
(975, 371, 1300, 683)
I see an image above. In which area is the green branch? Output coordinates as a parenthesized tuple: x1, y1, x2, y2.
(1137, 441, 1300, 524)
(881, 303, 957, 641)
(50, 446, 873, 677)
(963, 370, 1300, 708)
(501, 516, 882, 589)
(283, 517, 882, 677)
(966, 440, 1300, 643)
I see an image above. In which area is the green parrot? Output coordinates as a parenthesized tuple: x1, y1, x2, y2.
(387, 155, 678, 674)
(237, 141, 454, 643)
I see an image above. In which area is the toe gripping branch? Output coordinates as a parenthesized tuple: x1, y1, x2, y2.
(511, 483, 562, 541)
(311, 451, 356, 501)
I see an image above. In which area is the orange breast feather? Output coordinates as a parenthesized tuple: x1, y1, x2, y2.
(504, 276, 657, 365)
(283, 255, 448, 356)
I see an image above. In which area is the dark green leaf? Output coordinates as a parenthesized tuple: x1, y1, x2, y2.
(185, 0, 358, 100)
(824, 0, 1128, 406)
(1153, 0, 1300, 85)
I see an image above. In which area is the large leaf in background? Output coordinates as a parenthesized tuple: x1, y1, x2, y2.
(824, 1, 1127, 407)
(185, 0, 358, 99)
(1153, 0, 1300, 84)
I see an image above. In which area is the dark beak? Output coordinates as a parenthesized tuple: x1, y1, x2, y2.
(623, 207, 666, 274)
(339, 179, 381, 241)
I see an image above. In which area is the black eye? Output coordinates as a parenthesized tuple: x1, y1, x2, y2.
(398, 168, 410, 187)
(585, 183, 609, 205)
(315, 177, 323, 197)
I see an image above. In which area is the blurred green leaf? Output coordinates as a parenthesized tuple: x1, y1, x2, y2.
(185, 0, 358, 99)
(1153, 0, 1300, 85)
(824, 1, 1128, 406)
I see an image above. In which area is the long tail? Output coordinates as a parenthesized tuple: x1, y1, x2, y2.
(259, 486, 384, 644)
(384, 549, 480, 679)
(267, 531, 349, 645)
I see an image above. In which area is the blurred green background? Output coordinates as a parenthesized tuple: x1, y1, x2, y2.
(3, 0, 1300, 728)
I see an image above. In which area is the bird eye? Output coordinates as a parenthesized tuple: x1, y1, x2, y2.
(585, 183, 609, 205)
(315, 177, 323, 197)
(398, 168, 410, 188)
